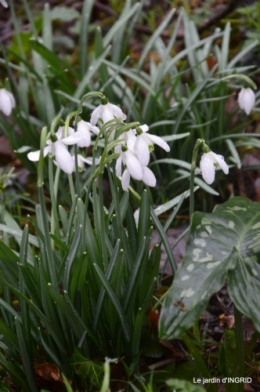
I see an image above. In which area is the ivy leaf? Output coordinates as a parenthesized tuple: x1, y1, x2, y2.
(70, 348, 103, 390)
(159, 197, 260, 340)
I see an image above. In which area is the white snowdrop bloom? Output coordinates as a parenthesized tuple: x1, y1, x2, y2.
(73, 154, 100, 171)
(115, 144, 156, 191)
(0, 88, 15, 116)
(200, 151, 229, 185)
(115, 145, 143, 191)
(134, 125, 170, 166)
(27, 126, 75, 174)
(62, 120, 99, 148)
(238, 87, 255, 115)
(90, 102, 126, 126)
(0, 0, 8, 8)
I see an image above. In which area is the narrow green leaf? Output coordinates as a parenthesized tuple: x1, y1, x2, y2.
(64, 225, 82, 291)
(137, 189, 150, 245)
(0, 352, 30, 392)
(150, 208, 177, 273)
(122, 237, 147, 312)
(15, 319, 38, 392)
(93, 240, 121, 329)
(137, 8, 176, 69)
(93, 263, 131, 342)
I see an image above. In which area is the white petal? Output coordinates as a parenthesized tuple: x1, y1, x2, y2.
(135, 136, 150, 166)
(78, 121, 99, 135)
(77, 120, 96, 135)
(55, 126, 74, 139)
(200, 153, 215, 185)
(0, 89, 15, 116)
(79, 155, 100, 165)
(27, 150, 41, 162)
(142, 166, 156, 187)
(121, 169, 130, 191)
(147, 134, 170, 152)
(107, 103, 126, 120)
(0, 0, 8, 7)
(27, 146, 50, 161)
(54, 142, 74, 174)
(125, 129, 137, 150)
(62, 133, 83, 146)
(134, 208, 140, 226)
(139, 124, 149, 133)
(90, 106, 102, 126)
(75, 154, 85, 171)
(78, 134, 91, 147)
(212, 153, 229, 174)
(238, 88, 255, 115)
(115, 155, 123, 177)
(125, 151, 143, 180)
(101, 106, 115, 124)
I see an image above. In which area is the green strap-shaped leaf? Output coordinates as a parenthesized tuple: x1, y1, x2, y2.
(159, 197, 260, 340)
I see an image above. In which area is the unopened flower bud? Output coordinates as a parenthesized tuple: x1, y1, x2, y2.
(238, 87, 255, 115)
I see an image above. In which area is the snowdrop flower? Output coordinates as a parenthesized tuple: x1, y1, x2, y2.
(62, 120, 99, 148)
(90, 102, 126, 126)
(0, 88, 15, 116)
(115, 144, 156, 191)
(0, 0, 8, 8)
(74, 154, 100, 171)
(27, 126, 75, 174)
(133, 125, 170, 166)
(238, 87, 255, 115)
(200, 151, 229, 185)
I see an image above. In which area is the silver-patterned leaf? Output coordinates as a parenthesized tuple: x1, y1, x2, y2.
(159, 197, 260, 340)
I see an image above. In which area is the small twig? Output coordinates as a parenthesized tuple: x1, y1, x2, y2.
(94, 1, 118, 17)
(196, 0, 241, 34)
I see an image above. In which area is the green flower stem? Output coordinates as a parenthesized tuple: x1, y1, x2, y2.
(182, 333, 218, 392)
(64, 111, 77, 136)
(221, 74, 257, 90)
(73, 92, 106, 194)
(50, 112, 62, 135)
(38, 185, 57, 286)
(68, 174, 75, 202)
(96, 172, 108, 270)
(234, 305, 244, 390)
(128, 185, 141, 202)
(48, 156, 60, 245)
(190, 138, 204, 219)
(37, 126, 48, 187)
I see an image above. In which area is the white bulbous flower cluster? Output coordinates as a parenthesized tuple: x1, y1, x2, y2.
(115, 126, 170, 191)
(27, 100, 170, 190)
(28, 121, 99, 174)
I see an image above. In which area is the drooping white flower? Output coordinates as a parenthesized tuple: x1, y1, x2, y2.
(27, 126, 75, 174)
(0, 0, 8, 8)
(0, 88, 15, 116)
(133, 125, 170, 166)
(238, 87, 255, 115)
(73, 154, 100, 171)
(115, 145, 143, 191)
(62, 120, 99, 148)
(115, 143, 156, 191)
(200, 151, 229, 185)
(90, 102, 126, 126)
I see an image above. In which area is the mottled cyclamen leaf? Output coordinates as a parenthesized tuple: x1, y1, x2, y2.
(159, 197, 260, 340)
